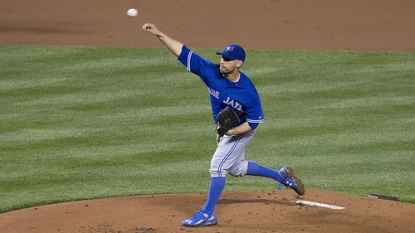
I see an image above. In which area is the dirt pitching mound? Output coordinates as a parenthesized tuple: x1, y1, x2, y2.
(1, 189, 414, 233)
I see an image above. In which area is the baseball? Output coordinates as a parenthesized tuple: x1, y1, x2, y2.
(127, 8, 138, 17)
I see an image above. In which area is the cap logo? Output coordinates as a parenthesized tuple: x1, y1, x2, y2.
(226, 46, 234, 51)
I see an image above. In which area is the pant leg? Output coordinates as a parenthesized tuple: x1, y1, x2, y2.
(203, 130, 255, 214)
(210, 130, 255, 177)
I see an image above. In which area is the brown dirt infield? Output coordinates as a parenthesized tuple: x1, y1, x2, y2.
(1, 1, 415, 233)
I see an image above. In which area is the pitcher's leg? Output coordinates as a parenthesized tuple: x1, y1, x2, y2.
(246, 161, 284, 181)
(183, 131, 255, 227)
(202, 177, 226, 215)
(246, 161, 305, 196)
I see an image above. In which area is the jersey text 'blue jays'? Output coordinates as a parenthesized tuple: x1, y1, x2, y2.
(178, 45, 264, 129)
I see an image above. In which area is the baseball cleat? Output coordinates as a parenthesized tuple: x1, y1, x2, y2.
(278, 166, 305, 196)
(182, 208, 218, 227)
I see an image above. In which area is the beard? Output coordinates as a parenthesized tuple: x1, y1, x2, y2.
(220, 65, 233, 76)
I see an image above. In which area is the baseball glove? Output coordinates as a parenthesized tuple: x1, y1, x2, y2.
(216, 106, 240, 136)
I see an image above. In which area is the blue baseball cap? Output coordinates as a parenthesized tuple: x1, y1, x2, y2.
(216, 44, 246, 62)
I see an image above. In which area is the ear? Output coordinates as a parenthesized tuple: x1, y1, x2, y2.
(236, 60, 243, 68)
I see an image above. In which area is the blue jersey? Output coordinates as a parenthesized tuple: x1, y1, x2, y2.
(178, 45, 264, 129)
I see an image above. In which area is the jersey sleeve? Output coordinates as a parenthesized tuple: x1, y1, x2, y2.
(244, 87, 264, 130)
(246, 98, 264, 123)
(177, 45, 216, 84)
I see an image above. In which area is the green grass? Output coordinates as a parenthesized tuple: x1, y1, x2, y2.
(0, 45, 414, 213)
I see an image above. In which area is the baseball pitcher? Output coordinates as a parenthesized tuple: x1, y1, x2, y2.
(142, 23, 305, 227)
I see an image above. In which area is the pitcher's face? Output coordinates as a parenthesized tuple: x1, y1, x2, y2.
(219, 56, 242, 75)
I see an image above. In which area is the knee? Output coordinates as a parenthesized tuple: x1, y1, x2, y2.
(209, 169, 228, 177)
(228, 162, 248, 177)
(228, 169, 245, 177)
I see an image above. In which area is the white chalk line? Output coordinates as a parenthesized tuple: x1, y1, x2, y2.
(295, 200, 345, 210)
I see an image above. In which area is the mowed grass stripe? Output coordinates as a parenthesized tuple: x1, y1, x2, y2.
(0, 45, 414, 213)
